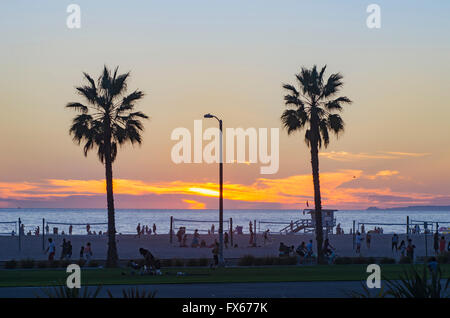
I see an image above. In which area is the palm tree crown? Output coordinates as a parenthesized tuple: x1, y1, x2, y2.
(281, 65, 351, 147)
(67, 66, 148, 161)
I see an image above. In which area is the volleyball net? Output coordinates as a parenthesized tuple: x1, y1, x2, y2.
(0, 221, 18, 236)
(409, 220, 450, 234)
(45, 221, 108, 235)
(171, 218, 231, 234)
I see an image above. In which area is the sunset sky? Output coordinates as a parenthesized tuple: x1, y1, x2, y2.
(1, 1, 450, 210)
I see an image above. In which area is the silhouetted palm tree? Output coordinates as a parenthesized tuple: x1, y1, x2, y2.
(66, 66, 148, 267)
(281, 65, 352, 263)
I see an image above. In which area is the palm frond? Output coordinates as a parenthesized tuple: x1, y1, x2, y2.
(281, 109, 307, 135)
(66, 66, 148, 164)
(322, 72, 343, 98)
(66, 102, 88, 113)
(328, 113, 345, 135)
(324, 96, 352, 111)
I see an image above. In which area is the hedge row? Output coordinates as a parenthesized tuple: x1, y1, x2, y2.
(4, 259, 98, 269)
(238, 255, 298, 266)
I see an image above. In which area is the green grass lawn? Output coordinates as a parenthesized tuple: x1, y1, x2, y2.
(1, 264, 449, 288)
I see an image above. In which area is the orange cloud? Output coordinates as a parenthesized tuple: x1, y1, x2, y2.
(0, 169, 447, 209)
(183, 199, 206, 209)
(320, 151, 430, 161)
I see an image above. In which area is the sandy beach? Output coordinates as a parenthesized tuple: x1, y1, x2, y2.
(1, 233, 448, 262)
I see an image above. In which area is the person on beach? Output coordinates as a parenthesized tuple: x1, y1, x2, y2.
(296, 242, 307, 264)
(336, 223, 341, 235)
(191, 229, 200, 247)
(406, 239, 416, 262)
(66, 241, 73, 259)
(434, 231, 440, 255)
(224, 232, 229, 248)
(60, 238, 68, 260)
(306, 240, 313, 258)
(45, 238, 56, 261)
(79, 246, 84, 259)
(86, 224, 91, 235)
(84, 242, 93, 265)
(427, 257, 438, 273)
(211, 242, 219, 268)
(439, 236, 446, 254)
(279, 242, 289, 257)
(361, 224, 365, 234)
(176, 227, 183, 243)
(263, 229, 270, 245)
(136, 223, 141, 237)
(139, 247, 160, 275)
(45, 224, 49, 234)
(355, 232, 362, 254)
(249, 231, 254, 246)
(392, 234, 399, 252)
(211, 224, 215, 235)
(399, 240, 406, 257)
(69, 225, 73, 235)
(249, 221, 253, 234)
(153, 223, 157, 235)
(323, 238, 335, 257)
(182, 234, 188, 247)
(366, 233, 371, 249)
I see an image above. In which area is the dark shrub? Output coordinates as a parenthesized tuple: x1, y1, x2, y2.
(238, 255, 255, 266)
(262, 257, 276, 266)
(88, 261, 99, 268)
(174, 258, 184, 267)
(437, 254, 449, 264)
(161, 259, 172, 267)
(253, 257, 265, 266)
(380, 257, 396, 264)
(399, 256, 412, 264)
(187, 259, 199, 267)
(48, 260, 61, 268)
(5, 259, 17, 269)
(334, 257, 352, 265)
(20, 259, 35, 269)
(279, 256, 297, 265)
(198, 258, 209, 267)
(352, 257, 370, 264)
(37, 260, 48, 268)
(60, 260, 72, 268)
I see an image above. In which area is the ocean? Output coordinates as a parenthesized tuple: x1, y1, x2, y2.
(0, 208, 449, 235)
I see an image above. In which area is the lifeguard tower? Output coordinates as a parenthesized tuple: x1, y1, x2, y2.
(280, 209, 337, 234)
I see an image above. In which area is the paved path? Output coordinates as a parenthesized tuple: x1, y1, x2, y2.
(0, 281, 369, 298)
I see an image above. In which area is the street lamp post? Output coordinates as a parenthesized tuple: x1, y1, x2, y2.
(204, 113, 225, 267)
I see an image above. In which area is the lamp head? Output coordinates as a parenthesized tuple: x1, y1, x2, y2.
(204, 113, 213, 119)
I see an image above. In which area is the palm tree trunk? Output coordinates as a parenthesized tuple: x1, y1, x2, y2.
(310, 137, 324, 264)
(104, 128, 118, 267)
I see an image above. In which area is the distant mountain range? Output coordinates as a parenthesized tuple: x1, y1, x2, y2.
(366, 205, 450, 211)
